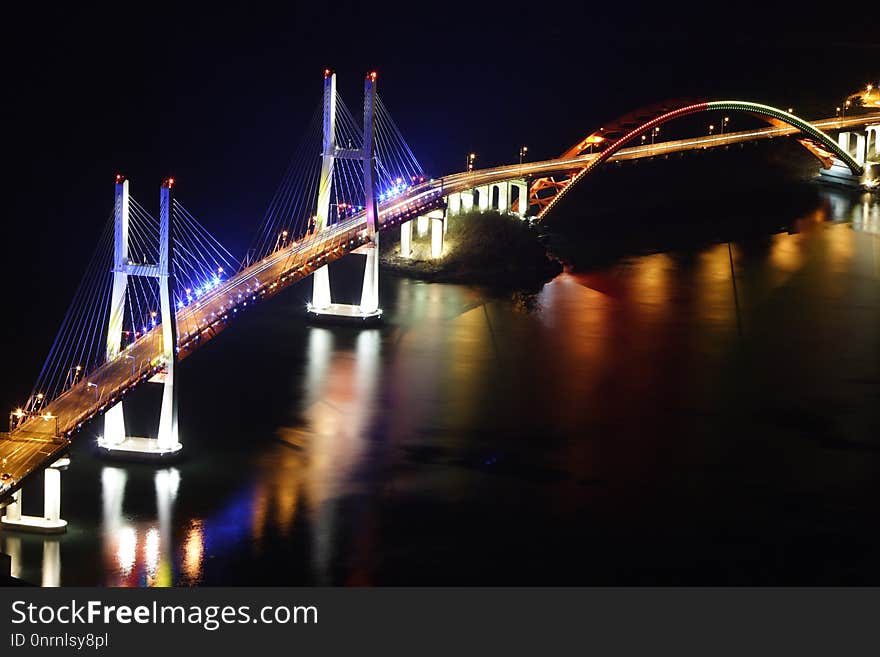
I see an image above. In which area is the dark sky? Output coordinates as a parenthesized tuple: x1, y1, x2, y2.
(1, 1, 877, 405)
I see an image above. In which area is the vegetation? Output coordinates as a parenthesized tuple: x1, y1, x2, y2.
(381, 210, 562, 289)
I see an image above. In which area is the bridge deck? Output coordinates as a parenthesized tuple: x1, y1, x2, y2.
(435, 114, 880, 194)
(2, 111, 876, 504)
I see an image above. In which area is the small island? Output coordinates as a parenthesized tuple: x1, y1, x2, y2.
(380, 210, 563, 289)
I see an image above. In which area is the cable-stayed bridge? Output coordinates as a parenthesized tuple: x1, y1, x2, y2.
(1, 70, 878, 531)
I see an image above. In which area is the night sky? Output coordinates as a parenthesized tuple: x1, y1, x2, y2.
(2, 2, 877, 408)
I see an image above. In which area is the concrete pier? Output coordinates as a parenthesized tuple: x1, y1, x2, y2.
(1, 457, 70, 534)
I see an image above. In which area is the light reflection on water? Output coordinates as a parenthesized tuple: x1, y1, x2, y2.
(3, 189, 878, 586)
(98, 466, 181, 586)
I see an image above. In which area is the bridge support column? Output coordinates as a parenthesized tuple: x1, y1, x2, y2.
(431, 217, 444, 259)
(312, 267, 332, 310)
(3, 490, 21, 523)
(400, 220, 413, 258)
(821, 130, 872, 188)
(460, 191, 474, 213)
(307, 71, 382, 324)
(417, 215, 429, 236)
(447, 192, 462, 216)
(855, 133, 867, 166)
(476, 185, 490, 212)
(104, 404, 126, 446)
(496, 183, 509, 212)
(837, 131, 868, 166)
(867, 126, 878, 157)
(510, 180, 529, 217)
(360, 237, 380, 314)
(425, 209, 444, 259)
(156, 182, 179, 453)
(1, 457, 69, 534)
(104, 177, 129, 447)
(311, 71, 337, 312)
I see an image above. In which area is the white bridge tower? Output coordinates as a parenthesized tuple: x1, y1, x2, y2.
(98, 176, 181, 459)
(307, 70, 382, 321)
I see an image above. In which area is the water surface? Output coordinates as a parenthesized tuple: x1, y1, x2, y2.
(3, 186, 878, 585)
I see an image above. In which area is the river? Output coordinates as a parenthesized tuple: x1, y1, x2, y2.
(3, 184, 878, 586)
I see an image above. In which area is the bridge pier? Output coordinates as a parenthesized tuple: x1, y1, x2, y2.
(475, 185, 490, 211)
(1, 457, 69, 534)
(867, 126, 879, 157)
(312, 266, 332, 311)
(400, 219, 413, 257)
(417, 214, 429, 237)
(447, 179, 530, 219)
(360, 237, 380, 314)
(426, 210, 445, 258)
(510, 180, 529, 216)
(494, 182, 509, 212)
(819, 127, 878, 188)
(460, 191, 474, 213)
(447, 192, 462, 216)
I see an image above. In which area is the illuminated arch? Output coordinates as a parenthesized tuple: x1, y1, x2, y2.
(536, 101, 865, 219)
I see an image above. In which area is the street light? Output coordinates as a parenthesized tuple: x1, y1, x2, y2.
(708, 124, 715, 135)
(843, 99, 851, 119)
(274, 229, 288, 252)
(787, 107, 794, 114)
(651, 126, 660, 146)
(467, 153, 476, 172)
(519, 145, 528, 166)
(720, 116, 730, 135)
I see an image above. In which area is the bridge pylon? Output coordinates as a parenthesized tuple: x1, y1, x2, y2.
(97, 177, 182, 461)
(307, 70, 383, 323)
(1, 456, 70, 534)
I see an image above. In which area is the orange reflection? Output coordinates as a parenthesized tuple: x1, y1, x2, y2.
(181, 520, 204, 584)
